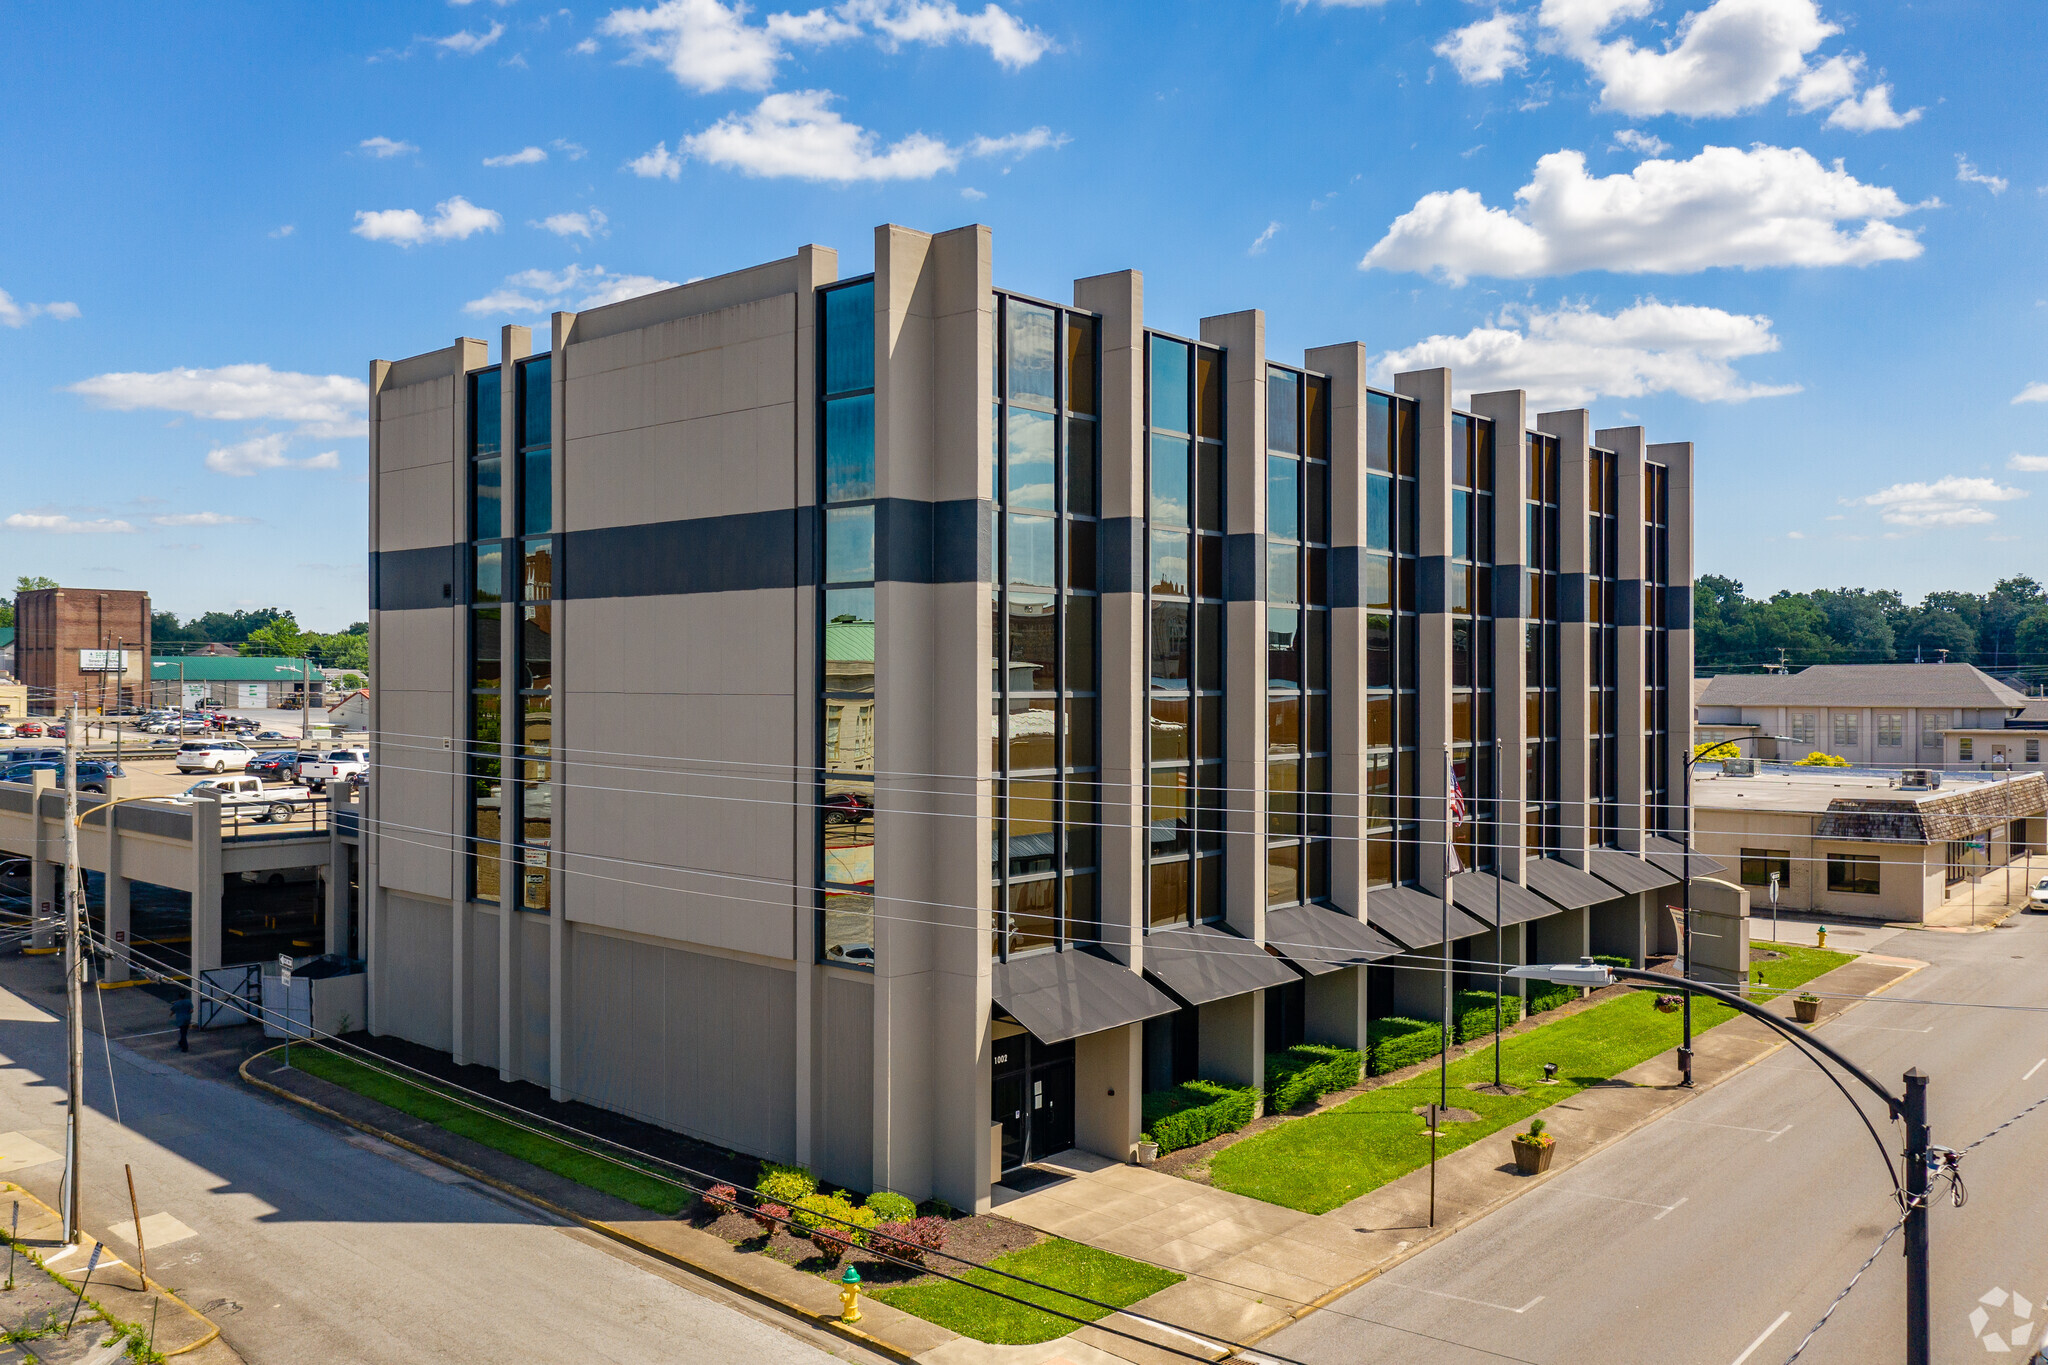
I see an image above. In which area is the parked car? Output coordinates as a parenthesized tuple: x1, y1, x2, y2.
(821, 790, 873, 824)
(300, 747, 370, 791)
(170, 775, 313, 823)
(45, 726, 64, 739)
(174, 739, 255, 774)
(0, 724, 15, 740)
(0, 760, 125, 793)
(15, 723, 43, 738)
(255, 730, 289, 741)
(245, 750, 307, 782)
(2027, 876, 2048, 913)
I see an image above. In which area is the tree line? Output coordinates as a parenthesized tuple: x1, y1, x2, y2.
(1695, 575, 2048, 673)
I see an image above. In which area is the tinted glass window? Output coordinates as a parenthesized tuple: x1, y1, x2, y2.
(1150, 339, 1189, 433)
(823, 281, 875, 395)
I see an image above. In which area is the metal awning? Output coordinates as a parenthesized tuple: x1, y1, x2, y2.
(1450, 873, 1562, 928)
(1586, 848, 1680, 896)
(1523, 857, 1615, 910)
(1363, 885, 1494, 951)
(1264, 906, 1405, 976)
(1142, 923, 1299, 1005)
(991, 947, 1179, 1045)
(1643, 836, 1727, 880)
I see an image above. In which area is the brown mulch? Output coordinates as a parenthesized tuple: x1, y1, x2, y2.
(692, 1203, 1043, 1289)
(1156, 978, 1646, 1185)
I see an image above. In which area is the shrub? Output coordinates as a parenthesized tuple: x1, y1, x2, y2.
(1264, 1043, 1364, 1112)
(1453, 989, 1524, 1044)
(864, 1191, 917, 1224)
(871, 1216, 948, 1268)
(756, 1162, 816, 1206)
(1526, 984, 1575, 1016)
(1140, 1080, 1261, 1155)
(752, 1202, 789, 1237)
(1366, 1017, 1443, 1076)
(810, 1224, 853, 1266)
(1793, 751, 1850, 768)
(702, 1183, 740, 1217)
(1592, 955, 1631, 971)
(792, 1193, 877, 1246)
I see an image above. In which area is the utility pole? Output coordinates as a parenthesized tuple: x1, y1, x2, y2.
(61, 702, 83, 1245)
(300, 658, 310, 745)
(1902, 1068, 1931, 1365)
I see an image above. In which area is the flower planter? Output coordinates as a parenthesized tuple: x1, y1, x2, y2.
(1511, 1136, 1555, 1176)
(1134, 1140, 1159, 1167)
(1793, 997, 1820, 1024)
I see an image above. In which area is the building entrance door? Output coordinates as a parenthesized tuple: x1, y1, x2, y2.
(992, 1029, 1075, 1173)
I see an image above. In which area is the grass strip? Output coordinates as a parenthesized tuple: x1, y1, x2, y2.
(1748, 939, 1854, 998)
(286, 1046, 689, 1214)
(871, 1238, 1182, 1345)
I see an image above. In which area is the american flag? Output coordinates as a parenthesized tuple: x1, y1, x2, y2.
(1447, 774, 1467, 827)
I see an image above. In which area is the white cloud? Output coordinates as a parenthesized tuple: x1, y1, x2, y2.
(351, 196, 503, 246)
(1435, 13, 1526, 85)
(960, 186, 986, 201)
(571, 36, 600, 53)
(204, 435, 340, 476)
(484, 145, 549, 166)
(270, 225, 295, 238)
(1790, 52, 1860, 110)
(1860, 475, 2027, 527)
(533, 208, 610, 238)
(596, 0, 1049, 93)
(552, 138, 589, 160)
(1785, 530, 1805, 539)
(69, 364, 367, 432)
(359, 136, 419, 158)
(1361, 144, 1924, 284)
(686, 90, 958, 181)
(0, 289, 79, 328)
(1248, 221, 1282, 255)
(1611, 129, 1669, 156)
(627, 140, 684, 179)
(966, 127, 1065, 159)
(1956, 155, 2008, 195)
(2015, 383, 2048, 404)
(1826, 84, 1921, 131)
(429, 22, 505, 54)
(4, 513, 136, 534)
(1374, 299, 1800, 407)
(464, 264, 681, 316)
(2006, 454, 2048, 472)
(150, 512, 258, 527)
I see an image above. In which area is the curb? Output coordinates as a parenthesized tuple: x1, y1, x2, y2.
(236, 1048, 922, 1365)
(0, 1180, 224, 1358)
(1231, 953, 1928, 1354)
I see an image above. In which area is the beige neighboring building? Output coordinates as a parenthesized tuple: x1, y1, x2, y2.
(1694, 768, 2046, 923)
(1695, 662, 2034, 769)
(0, 678, 28, 720)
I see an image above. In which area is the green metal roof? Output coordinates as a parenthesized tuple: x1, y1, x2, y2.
(0, 627, 13, 649)
(150, 656, 318, 681)
(824, 621, 874, 663)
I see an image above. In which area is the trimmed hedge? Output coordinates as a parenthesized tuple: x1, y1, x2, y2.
(1593, 955, 1632, 970)
(865, 1191, 917, 1223)
(1453, 989, 1524, 1044)
(756, 1162, 816, 1206)
(1141, 1080, 1261, 1154)
(1264, 1044, 1364, 1113)
(1366, 1017, 1443, 1076)
(1526, 983, 1576, 1016)
(792, 1192, 878, 1245)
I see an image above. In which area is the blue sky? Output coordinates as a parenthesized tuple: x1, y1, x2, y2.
(1, 0, 2040, 628)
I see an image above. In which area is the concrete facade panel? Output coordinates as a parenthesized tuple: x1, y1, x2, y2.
(375, 892, 454, 1053)
(375, 688, 457, 901)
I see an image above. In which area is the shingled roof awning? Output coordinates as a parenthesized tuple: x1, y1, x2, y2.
(1365, 885, 1493, 951)
(1451, 873, 1562, 928)
(1143, 923, 1300, 1005)
(1523, 857, 1615, 910)
(1643, 836, 1727, 880)
(1265, 906, 1405, 975)
(1585, 849, 1680, 896)
(992, 947, 1179, 1045)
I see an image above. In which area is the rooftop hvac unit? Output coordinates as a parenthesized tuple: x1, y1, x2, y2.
(1898, 768, 1940, 790)
(1722, 757, 1757, 777)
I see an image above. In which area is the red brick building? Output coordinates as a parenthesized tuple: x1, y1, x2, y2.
(15, 587, 152, 714)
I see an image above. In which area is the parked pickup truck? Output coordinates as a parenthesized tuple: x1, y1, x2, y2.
(170, 776, 314, 824)
(300, 747, 370, 792)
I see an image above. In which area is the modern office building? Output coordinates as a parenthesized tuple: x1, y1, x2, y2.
(363, 223, 1707, 1212)
(14, 586, 151, 714)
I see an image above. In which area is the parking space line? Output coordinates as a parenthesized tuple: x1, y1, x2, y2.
(2025, 1059, 2045, 1082)
(1817, 1020, 1933, 1034)
(1552, 1189, 1689, 1220)
(1377, 1281, 1545, 1314)
(1671, 1117, 1794, 1141)
(1730, 1310, 1791, 1365)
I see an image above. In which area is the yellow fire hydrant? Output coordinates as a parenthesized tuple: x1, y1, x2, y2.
(839, 1266, 863, 1323)
(1816, 925, 1828, 949)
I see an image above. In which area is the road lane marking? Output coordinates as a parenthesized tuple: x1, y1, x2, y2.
(1730, 1310, 1791, 1365)
(1377, 1282, 1544, 1313)
(2026, 1059, 2045, 1082)
(1818, 1020, 1933, 1034)
(1671, 1117, 1794, 1141)
(1552, 1189, 1689, 1219)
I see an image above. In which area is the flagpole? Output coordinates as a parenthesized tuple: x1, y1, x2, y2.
(1432, 745, 1457, 1228)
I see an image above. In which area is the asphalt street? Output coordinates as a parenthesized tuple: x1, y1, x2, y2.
(1263, 914, 2048, 1365)
(0, 967, 852, 1363)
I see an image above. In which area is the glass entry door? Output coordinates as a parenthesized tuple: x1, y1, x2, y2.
(992, 1029, 1076, 1173)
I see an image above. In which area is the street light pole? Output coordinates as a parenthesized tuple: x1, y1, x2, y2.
(1513, 957, 1931, 1365)
(60, 702, 83, 1245)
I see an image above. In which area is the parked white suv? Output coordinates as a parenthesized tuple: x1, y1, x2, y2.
(2027, 876, 2048, 914)
(301, 747, 370, 792)
(174, 739, 254, 774)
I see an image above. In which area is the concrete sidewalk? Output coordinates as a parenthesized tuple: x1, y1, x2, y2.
(992, 953, 1923, 1362)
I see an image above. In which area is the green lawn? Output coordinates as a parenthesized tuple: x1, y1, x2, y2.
(871, 1238, 1182, 1345)
(285, 1046, 690, 1214)
(1207, 940, 1857, 1214)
